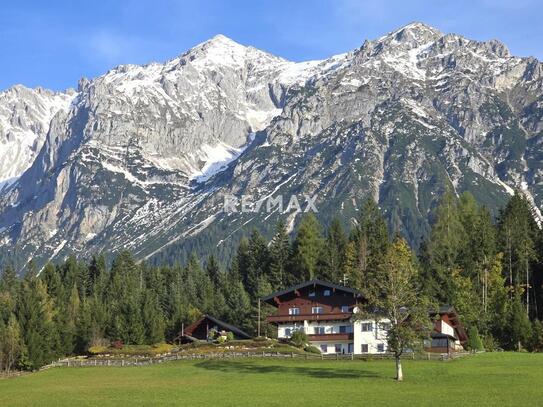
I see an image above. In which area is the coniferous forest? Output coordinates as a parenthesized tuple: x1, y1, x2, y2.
(1, 191, 543, 372)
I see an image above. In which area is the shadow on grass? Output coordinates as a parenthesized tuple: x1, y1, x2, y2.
(194, 360, 380, 379)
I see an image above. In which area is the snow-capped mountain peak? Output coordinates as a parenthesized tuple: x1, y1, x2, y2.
(2, 22, 543, 273)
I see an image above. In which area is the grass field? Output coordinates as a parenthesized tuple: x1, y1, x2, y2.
(0, 353, 541, 406)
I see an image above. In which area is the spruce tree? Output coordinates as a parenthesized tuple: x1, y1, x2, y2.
(320, 218, 347, 283)
(269, 220, 291, 289)
(291, 213, 325, 281)
(352, 198, 389, 289)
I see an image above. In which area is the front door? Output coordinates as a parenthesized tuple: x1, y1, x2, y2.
(348, 343, 354, 354)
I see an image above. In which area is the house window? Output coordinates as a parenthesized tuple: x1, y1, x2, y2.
(285, 328, 292, 337)
(314, 326, 325, 335)
(312, 306, 324, 314)
(320, 344, 327, 353)
(334, 344, 342, 353)
(323, 289, 331, 296)
(339, 325, 348, 334)
(289, 307, 300, 315)
(380, 322, 392, 331)
(309, 291, 316, 297)
(341, 305, 350, 313)
(377, 343, 385, 353)
(361, 322, 373, 332)
(361, 344, 369, 353)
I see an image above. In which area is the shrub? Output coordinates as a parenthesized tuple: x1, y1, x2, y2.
(304, 345, 321, 354)
(88, 346, 108, 355)
(217, 336, 226, 344)
(289, 330, 308, 348)
(254, 336, 268, 342)
(151, 343, 174, 354)
(467, 327, 484, 351)
(112, 340, 124, 350)
(226, 332, 234, 342)
(482, 335, 498, 352)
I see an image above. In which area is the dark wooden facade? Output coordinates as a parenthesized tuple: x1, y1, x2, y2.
(262, 280, 362, 324)
(175, 314, 250, 343)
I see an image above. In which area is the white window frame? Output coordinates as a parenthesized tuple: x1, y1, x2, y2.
(312, 306, 324, 314)
(361, 344, 369, 353)
(288, 307, 300, 315)
(377, 343, 385, 353)
(323, 289, 331, 296)
(314, 326, 325, 335)
(361, 322, 373, 332)
(341, 305, 349, 313)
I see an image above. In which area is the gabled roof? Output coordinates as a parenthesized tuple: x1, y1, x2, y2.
(182, 314, 251, 339)
(261, 279, 362, 305)
(429, 305, 468, 343)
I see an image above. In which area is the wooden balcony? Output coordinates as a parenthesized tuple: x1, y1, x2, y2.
(308, 333, 353, 341)
(266, 312, 352, 323)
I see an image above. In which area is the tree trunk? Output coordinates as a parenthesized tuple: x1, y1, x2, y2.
(395, 356, 403, 382)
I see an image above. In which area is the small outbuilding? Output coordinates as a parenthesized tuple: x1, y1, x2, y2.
(175, 314, 251, 343)
(425, 305, 468, 353)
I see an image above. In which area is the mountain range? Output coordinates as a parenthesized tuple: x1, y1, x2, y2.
(1, 22, 543, 273)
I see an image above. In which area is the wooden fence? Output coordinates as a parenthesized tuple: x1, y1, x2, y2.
(42, 350, 471, 370)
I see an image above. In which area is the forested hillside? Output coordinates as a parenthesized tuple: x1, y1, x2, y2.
(1, 191, 542, 372)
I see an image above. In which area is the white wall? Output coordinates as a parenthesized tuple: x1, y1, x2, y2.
(440, 320, 455, 337)
(278, 318, 390, 355)
(310, 341, 352, 354)
(353, 319, 390, 354)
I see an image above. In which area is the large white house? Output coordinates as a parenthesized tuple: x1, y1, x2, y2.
(262, 280, 466, 354)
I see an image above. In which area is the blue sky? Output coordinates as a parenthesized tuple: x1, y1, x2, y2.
(1, 0, 542, 91)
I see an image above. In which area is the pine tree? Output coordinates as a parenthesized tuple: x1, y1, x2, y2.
(141, 291, 165, 344)
(16, 278, 60, 369)
(424, 191, 464, 303)
(320, 218, 347, 283)
(269, 220, 291, 289)
(206, 255, 222, 288)
(88, 254, 107, 298)
(352, 198, 389, 289)
(498, 192, 538, 314)
(291, 213, 325, 281)
(245, 229, 271, 297)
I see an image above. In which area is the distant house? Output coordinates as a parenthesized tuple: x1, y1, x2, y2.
(424, 305, 467, 353)
(175, 314, 251, 343)
(262, 279, 467, 355)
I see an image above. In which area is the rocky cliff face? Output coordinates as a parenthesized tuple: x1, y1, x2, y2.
(1, 23, 542, 272)
(0, 85, 75, 189)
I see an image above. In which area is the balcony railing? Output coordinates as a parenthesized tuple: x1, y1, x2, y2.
(308, 333, 354, 341)
(266, 312, 352, 323)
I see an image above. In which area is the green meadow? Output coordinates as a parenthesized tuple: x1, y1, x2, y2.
(0, 353, 540, 406)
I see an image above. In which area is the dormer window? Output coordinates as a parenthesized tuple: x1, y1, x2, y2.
(341, 305, 349, 313)
(323, 289, 331, 296)
(309, 291, 316, 297)
(312, 306, 324, 314)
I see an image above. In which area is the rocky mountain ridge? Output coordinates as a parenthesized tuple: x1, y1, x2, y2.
(1, 22, 542, 272)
